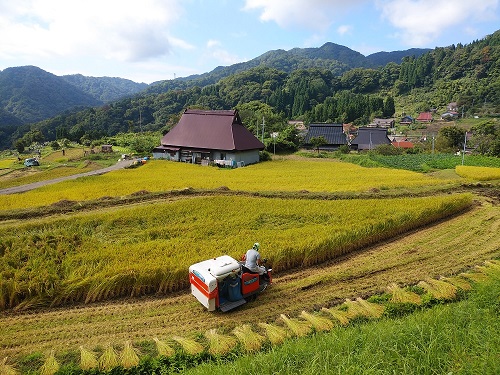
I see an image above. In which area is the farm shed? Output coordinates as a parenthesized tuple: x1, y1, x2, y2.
(303, 123, 347, 150)
(153, 109, 264, 165)
(350, 127, 391, 151)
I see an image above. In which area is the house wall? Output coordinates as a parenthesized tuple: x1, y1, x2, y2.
(154, 149, 260, 166)
(153, 150, 179, 161)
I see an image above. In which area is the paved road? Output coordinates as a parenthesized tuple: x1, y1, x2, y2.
(0, 159, 133, 195)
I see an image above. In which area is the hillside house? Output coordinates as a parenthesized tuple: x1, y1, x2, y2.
(441, 111, 459, 120)
(447, 102, 458, 112)
(416, 112, 433, 122)
(400, 115, 414, 125)
(367, 118, 395, 128)
(350, 127, 391, 151)
(303, 123, 347, 150)
(153, 109, 264, 166)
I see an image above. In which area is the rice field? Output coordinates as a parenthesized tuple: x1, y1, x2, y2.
(0, 158, 456, 210)
(455, 165, 500, 181)
(0, 201, 498, 371)
(0, 193, 472, 310)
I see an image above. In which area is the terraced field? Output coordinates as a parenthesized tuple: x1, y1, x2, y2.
(0, 156, 498, 373)
(1, 196, 498, 362)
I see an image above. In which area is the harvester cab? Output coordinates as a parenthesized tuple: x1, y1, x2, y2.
(189, 255, 272, 312)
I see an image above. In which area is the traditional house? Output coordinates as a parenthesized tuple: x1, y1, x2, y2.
(400, 115, 414, 125)
(153, 109, 264, 166)
(350, 127, 391, 151)
(367, 118, 395, 128)
(303, 123, 347, 150)
(416, 112, 433, 122)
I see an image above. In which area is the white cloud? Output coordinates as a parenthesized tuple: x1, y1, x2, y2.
(243, 0, 365, 30)
(0, 0, 187, 62)
(337, 25, 352, 36)
(207, 39, 221, 48)
(377, 0, 499, 46)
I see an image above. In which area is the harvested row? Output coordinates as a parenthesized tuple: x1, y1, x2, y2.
(0, 194, 472, 310)
(4, 260, 497, 375)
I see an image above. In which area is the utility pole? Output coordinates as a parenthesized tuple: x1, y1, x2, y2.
(462, 132, 467, 165)
(261, 117, 265, 143)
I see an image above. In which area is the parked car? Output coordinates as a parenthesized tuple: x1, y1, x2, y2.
(24, 158, 39, 167)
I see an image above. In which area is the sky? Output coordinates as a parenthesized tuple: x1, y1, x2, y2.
(0, 0, 499, 84)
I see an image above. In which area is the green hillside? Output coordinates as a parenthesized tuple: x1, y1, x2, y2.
(0, 31, 498, 152)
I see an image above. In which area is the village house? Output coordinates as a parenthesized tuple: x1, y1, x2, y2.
(416, 112, 433, 123)
(303, 123, 348, 150)
(350, 127, 391, 151)
(367, 118, 395, 128)
(153, 109, 264, 166)
(400, 115, 414, 125)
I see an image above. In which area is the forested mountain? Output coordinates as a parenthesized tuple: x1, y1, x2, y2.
(146, 43, 429, 94)
(0, 67, 148, 127)
(1, 31, 499, 152)
(0, 66, 101, 124)
(62, 74, 148, 102)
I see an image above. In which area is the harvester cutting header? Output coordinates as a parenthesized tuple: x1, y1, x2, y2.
(189, 243, 272, 312)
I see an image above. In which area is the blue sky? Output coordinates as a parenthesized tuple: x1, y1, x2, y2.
(0, 0, 499, 84)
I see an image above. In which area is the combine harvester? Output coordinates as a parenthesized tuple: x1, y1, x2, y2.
(189, 255, 272, 312)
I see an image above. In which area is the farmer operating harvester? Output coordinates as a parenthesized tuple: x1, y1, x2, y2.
(189, 243, 272, 312)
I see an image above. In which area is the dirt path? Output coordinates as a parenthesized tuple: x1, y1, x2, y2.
(0, 160, 133, 195)
(1, 200, 498, 360)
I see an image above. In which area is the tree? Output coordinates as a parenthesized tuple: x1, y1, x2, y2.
(436, 125, 466, 151)
(383, 96, 395, 117)
(309, 136, 327, 153)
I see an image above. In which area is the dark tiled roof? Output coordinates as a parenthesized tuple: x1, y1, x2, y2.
(160, 109, 264, 151)
(351, 127, 391, 149)
(304, 123, 347, 145)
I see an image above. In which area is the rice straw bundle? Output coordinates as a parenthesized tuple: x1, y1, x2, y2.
(204, 329, 237, 356)
(120, 341, 140, 369)
(387, 283, 422, 305)
(79, 346, 98, 370)
(441, 276, 472, 291)
(98, 344, 119, 371)
(321, 307, 350, 326)
(232, 324, 266, 352)
(153, 337, 175, 357)
(417, 279, 457, 300)
(279, 314, 312, 337)
(172, 336, 204, 355)
(258, 323, 289, 345)
(343, 299, 367, 318)
(355, 298, 385, 318)
(0, 357, 19, 375)
(300, 311, 335, 332)
(39, 351, 59, 375)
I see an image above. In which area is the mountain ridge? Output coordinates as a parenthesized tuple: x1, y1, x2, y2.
(0, 43, 431, 127)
